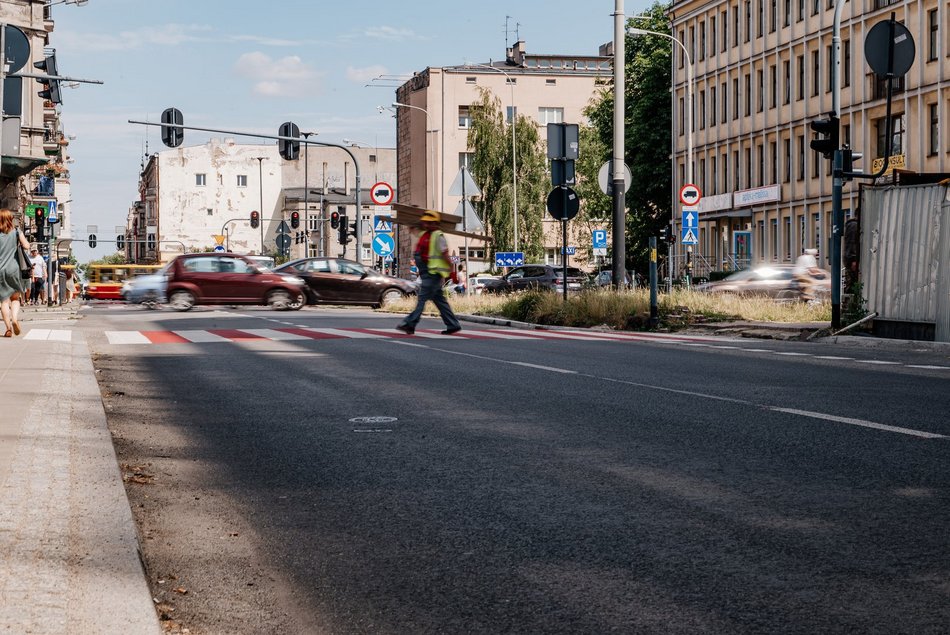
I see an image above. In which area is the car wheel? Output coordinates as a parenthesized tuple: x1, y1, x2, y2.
(267, 289, 294, 311)
(168, 290, 195, 312)
(379, 288, 405, 308)
(287, 293, 305, 311)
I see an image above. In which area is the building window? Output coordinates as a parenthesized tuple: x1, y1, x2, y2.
(770, 217, 778, 260)
(465, 76, 477, 84)
(811, 50, 819, 96)
(769, 64, 776, 108)
(843, 124, 851, 147)
(757, 69, 764, 112)
(757, 0, 764, 37)
(722, 152, 728, 192)
(710, 155, 717, 194)
(826, 45, 834, 92)
(928, 9, 938, 61)
(699, 21, 706, 60)
(745, 1, 751, 42)
(195, 173, 206, 187)
(679, 97, 685, 135)
(458, 152, 474, 169)
(679, 29, 686, 68)
(797, 135, 805, 180)
(811, 0, 819, 15)
(722, 81, 728, 123)
(843, 40, 851, 87)
(700, 90, 706, 129)
(784, 138, 791, 182)
(784, 0, 790, 27)
(744, 73, 751, 116)
(545, 79, 556, 86)
(733, 5, 740, 46)
(770, 141, 777, 182)
(538, 107, 564, 125)
(733, 78, 740, 119)
(875, 115, 905, 157)
(733, 150, 740, 190)
(689, 25, 696, 61)
(930, 104, 939, 156)
(459, 105, 472, 128)
(784, 216, 792, 261)
(770, 0, 777, 32)
(872, 75, 905, 100)
(745, 147, 752, 187)
(506, 106, 518, 123)
(711, 16, 717, 55)
(797, 0, 804, 21)
(783, 60, 790, 104)
(710, 86, 717, 127)
(758, 143, 765, 186)
(236, 174, 247, 187)
(722, 10, 728, 52)
(797, 54, 805, 100)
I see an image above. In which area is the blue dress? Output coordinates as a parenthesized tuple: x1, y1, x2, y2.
(0, 229, 27, 300)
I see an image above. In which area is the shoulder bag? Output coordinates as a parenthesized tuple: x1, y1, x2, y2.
(15, 231, 32, 279)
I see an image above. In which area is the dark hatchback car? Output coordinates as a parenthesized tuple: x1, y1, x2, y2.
(165, 252, 306, 311)
(482, 264, 588, 294)
(275, 258, 416, 307)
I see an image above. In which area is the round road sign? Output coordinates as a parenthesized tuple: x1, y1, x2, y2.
(546, 186, 580, 221)
(679, 183, 702, 206)
(865, 19, 916, 77)
(370, 181, 394, 206)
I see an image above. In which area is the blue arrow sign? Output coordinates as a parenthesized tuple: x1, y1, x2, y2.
(372, 232, 395, 256)
(592, 229, 607, 249)
(494, 252, 524, 267)
(682, 209, 698, 229)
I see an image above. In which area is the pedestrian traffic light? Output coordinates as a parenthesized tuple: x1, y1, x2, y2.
(842, 148, 863, 179)
(34, 206, 45, 226)
(278, 121, 300, 161)
(330, 210, 340, 229)
(250, 210, 260, 229)
(337, 215, 348, 245)
(160, 107, 184, 148)
(34, 53, 62, 104)
(809, 114, 839, 160)
(290, 211, 300, 229)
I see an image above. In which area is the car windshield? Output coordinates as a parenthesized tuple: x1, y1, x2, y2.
(554, 267, 586, 278)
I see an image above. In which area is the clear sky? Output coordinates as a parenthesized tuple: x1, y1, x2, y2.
(52, 0, 654, 261)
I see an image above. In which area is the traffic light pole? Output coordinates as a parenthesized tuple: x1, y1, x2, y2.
(129, 118, 365, 264)
(830, 149, 844, 327)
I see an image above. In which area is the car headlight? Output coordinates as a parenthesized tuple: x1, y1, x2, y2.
(281, 275, 305, 285)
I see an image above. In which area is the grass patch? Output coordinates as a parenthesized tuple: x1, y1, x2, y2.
(384, 289, 831, 331)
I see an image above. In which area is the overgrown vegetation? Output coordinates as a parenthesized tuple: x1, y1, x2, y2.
(386, 289, 831, 331)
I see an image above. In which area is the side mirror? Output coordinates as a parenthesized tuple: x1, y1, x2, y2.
(360, 271, 369, 280)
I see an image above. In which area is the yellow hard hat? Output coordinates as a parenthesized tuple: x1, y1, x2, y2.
(420, 210, 441, 223)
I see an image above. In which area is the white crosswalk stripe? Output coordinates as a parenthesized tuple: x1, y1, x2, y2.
(236, 328, 313, 341)
(22, 329, 72, 342)
(105, 331, 151, 345)
(172, 330, 231, 343)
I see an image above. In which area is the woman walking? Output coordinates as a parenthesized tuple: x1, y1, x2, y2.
(0, 208, 30, 337)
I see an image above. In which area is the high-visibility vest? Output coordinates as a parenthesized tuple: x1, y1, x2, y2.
(423, 229, 450, 277)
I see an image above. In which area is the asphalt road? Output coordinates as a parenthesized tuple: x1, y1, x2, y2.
(80, 303, 950, 634)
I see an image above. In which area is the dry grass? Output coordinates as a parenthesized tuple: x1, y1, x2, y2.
(384, 288, 830, 331)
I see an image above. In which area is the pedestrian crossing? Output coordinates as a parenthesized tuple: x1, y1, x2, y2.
(101, 326, 714, 346)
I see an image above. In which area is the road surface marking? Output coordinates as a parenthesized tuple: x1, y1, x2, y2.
(304, 328, 383, 338)
(906, 365, 950, 370)
(105, 331, 152, 345)
(172, 330, 232, 343)
(855, 359, 901, 365)
(774, 352, 810, 356)
(814, 356, 853, 360)
(23, 329, 72, 341)
(237, 329, 313, 341)
(510, 361, 578, 374)
(769, 408, 947, 439)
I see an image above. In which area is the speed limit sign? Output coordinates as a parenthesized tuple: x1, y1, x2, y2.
(679, 183, 702, 206)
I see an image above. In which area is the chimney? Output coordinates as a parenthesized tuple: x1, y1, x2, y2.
(507, 40, 526, 66)
(599, 42, 614, 56)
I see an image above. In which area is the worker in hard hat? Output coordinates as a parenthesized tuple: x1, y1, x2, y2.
(396, 210, 462, 335)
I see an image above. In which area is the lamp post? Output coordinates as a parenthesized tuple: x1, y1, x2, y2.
(463, 62, 519, 252)
(628, 25, 694, 290)
(392, 102, 437, 210)
(255, 156, 265, 254)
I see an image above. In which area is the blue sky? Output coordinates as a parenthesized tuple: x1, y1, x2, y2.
(52, 0, 653, 261)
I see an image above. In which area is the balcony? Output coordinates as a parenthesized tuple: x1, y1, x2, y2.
(872, 75, 904, 100)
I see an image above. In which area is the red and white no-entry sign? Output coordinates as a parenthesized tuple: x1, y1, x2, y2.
(679, 183, 702, 206)
(370, 181, 394, 205)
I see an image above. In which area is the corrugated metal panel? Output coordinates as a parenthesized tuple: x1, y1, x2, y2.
(861, 184, 949, 340)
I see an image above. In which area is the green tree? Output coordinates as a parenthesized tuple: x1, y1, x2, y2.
(467, 87, 547, 262)
(584, 2, 673, 276)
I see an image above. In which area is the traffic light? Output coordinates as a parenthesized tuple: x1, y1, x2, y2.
(250, 210, 260, 229)
(160, 107, 184, 148)
(290, 211, 300, 229)
(278, 121, 300, 161)
(809, 114, 839, 160)
(34, 206, 46, 240)
(337, 215, 349, 245)
(116, 234, 125, 250)
(349, 220, 358, 238)
(34, 53, 62, 104)
(330, 210, 340, 229)
(842, 148, 863, 179)
(667, 224, 676, 244)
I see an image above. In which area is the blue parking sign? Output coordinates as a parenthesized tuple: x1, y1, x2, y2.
(592, 229, 607, 249)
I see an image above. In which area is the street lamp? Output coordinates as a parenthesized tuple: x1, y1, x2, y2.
(45, 0, 90, 6)
(463, 62, 519, 252)
(627, 25, 694, 289)
(254, 156, 265, 254)
(391, 101, 437, 210)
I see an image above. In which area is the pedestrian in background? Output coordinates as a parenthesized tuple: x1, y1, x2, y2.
(794, 248, 821, 302)
(29, 248, 46, 305)
(396, 211, 461, 335)
(0, 208, 30, 337)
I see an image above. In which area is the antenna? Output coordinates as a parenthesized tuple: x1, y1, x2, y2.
(505, 15, 512, 48)
(516, 22, 522, 42)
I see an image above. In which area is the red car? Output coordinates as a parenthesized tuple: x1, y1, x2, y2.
(165, 253, 306, 311)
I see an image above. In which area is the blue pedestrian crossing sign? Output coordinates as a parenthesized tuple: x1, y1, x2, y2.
(372, 232, 395, 256)
(681, 207, 699, 245)
(374, 215, 393, 233)
(494, 252, 524, 267)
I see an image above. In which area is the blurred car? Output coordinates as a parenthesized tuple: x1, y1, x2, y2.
(165, 252, 306, 311)
(593, 269, 637, 289)
(694, 264, 830, 300)
(482, 264, 588, 294)
(245, 255, 275, 271)
(468, 274, 500, 295)
(275, 257, 416, 307)
(120, 265, 169, 305)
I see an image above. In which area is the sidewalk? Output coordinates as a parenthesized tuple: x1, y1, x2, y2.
(0, 320, 160, 633)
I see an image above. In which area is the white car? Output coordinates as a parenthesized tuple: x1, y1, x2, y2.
(469, 275, 499, 295)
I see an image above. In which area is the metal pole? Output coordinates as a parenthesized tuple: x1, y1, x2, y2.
(831, 148, 843, 328)
(303, 132, 312, 258)
(0, 25, 6, 180)
(256, 157, 265, 254)
(562, 218, 568, 302)
(612, 0, 626, 291)
(649, 236, 658, 327)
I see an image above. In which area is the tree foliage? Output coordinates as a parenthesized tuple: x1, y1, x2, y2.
(583, 2, 673, 275)
(467, 88, 547, 261)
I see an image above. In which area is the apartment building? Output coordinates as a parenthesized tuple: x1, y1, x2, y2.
(132, 139, 395, 264)
(394, 41, 612, 275)
(670, 0, 948, 274)
(1, 0, 74, 256)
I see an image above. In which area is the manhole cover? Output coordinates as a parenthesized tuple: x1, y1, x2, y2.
(349, 416, 398, 424)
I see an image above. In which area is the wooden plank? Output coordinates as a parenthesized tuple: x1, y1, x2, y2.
(390, 202, 493, 242)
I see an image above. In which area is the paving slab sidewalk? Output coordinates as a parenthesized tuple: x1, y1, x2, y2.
(0, 325, 160, 634)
